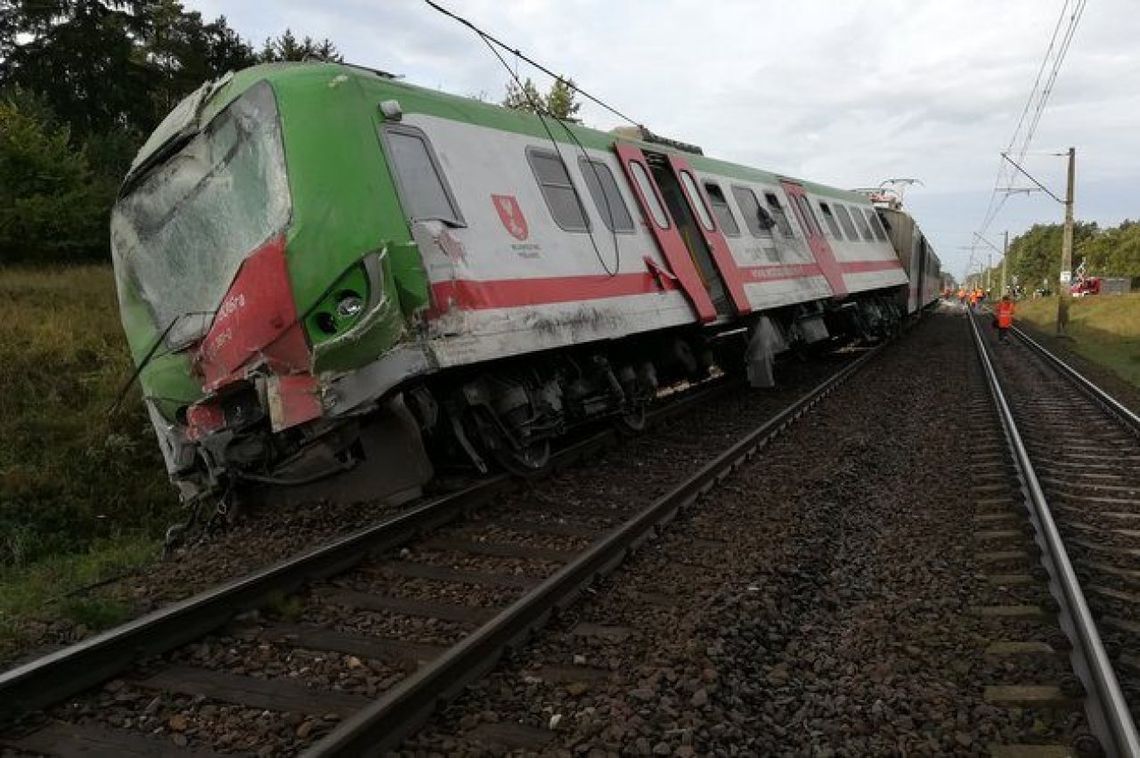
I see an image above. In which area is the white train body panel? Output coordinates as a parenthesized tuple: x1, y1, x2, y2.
(400, 113, 919, 370)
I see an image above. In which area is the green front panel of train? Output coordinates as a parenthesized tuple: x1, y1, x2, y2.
(270, 66, 429, 375)
(113, 64, 436, 419)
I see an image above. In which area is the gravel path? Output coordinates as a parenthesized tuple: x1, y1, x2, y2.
(399, 309, 1088, 756)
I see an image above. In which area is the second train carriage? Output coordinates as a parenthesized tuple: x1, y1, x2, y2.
(872, 190, 942, 312)
(110, 62, 940, 507)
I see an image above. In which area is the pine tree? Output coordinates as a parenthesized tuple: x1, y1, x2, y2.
(502, 76, 581, 121)
(0, 91, 108, 262)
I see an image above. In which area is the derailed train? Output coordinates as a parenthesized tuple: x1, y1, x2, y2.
(110, 62, 941, 506)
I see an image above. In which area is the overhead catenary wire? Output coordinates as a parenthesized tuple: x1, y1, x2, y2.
(974, 0, 1087, 247)
(976, 1, 1072, 236)
(423, 0, 641, 129)
(426, 0, 626, 276)
(979, 0, 1073, 233)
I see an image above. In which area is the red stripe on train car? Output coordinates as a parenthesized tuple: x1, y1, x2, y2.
(430, 271, 679, 312)
(428, 257, 903, 313)
(840, 259, 905, 273)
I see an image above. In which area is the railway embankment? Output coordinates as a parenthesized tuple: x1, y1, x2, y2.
(0, 327, 850, 670)
(1, 344, 866, 753)
(400, 310, 1093, 755)
(7, 309, 1123, 755)
(1015, 294, 1140, 402)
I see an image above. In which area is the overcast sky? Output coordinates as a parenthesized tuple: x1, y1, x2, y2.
(185, 0, 1138, 281)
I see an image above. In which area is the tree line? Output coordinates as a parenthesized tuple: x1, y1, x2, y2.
(0, 0, 341, 264)
(981, 220, 1140, 295)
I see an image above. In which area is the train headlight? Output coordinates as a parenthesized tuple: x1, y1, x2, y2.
(307, 249, 390, 343)
(336, 292, 365, 318)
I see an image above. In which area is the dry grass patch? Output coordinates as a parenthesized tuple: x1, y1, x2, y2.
(1016, 294, 1140, 388)
(0, 265, 178, 654)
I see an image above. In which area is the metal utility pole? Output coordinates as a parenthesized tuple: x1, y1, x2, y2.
(986, 253, 992, 292)
(1001, 231, 1009, 296)
(998, 148, 1077, 333)
(1057, 146, 1076, 335)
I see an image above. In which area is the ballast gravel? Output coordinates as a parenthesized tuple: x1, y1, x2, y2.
(4, 350, 869, 755)
(0, 353, 852, 670)
(400, 310, 1087, 756)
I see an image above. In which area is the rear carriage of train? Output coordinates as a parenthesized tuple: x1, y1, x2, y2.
(110, 62, 916, 505)
(878, 201, 942, 311)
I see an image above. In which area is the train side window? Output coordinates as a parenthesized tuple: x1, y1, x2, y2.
(730, 185, 772, 238)
(832, 204, 859, 240)
(849, 205, 874, 241)
(817, 201, 844, 239)
(792, 194, 822, 236)
(629, 160, 670, 229)
(527, 147, 590, 232)
(679, 170, 715, 232)
(865, 208, 888, 241)
(705, 182, 740, 237)
(382, 125, 464, 226)
(578, 157, 634, 232)
(763, 192, 795, 237)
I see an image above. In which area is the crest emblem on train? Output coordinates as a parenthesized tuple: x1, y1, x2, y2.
(492, 194, 529, 241)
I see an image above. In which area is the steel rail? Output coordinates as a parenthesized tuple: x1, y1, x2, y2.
(969, 315, 1140, 757)
(304, 343, 885, 757)
(1012, 325, 1140, 434)
(0, 378, 732, 723)
(0, 475, 511, 722)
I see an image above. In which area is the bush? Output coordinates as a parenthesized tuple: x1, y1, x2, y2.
(0, 91, 114, 264)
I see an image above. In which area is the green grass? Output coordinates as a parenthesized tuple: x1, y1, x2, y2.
(0, 265, 178, 655)
(0, 535, 152, 646)
(1015, 294, 1140, 387)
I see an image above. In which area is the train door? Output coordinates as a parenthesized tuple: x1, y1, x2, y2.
(614, 143, 728, 322)
(778, 180, 846, 297)
(658, 153, 751, 316)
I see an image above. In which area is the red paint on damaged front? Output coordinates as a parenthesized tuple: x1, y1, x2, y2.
(194, 235, 311, 393)
(186, 402, 226, 441)
(185, 235, 324, 439)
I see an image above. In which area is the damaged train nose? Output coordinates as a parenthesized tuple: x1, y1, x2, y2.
(185, 233, 323, 439)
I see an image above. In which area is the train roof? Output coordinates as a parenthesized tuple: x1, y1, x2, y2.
(130, 61, 872, 206)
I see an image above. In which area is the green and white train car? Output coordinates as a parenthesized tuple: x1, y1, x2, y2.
(111, 62, 937, 506)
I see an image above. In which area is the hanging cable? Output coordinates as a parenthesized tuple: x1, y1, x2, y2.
(423, 0, 641, 128)
(973, 0, 1087, 248)
(475, 32, 621, 276)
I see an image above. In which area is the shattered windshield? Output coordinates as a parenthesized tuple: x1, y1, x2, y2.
(111, 80, 290, 347)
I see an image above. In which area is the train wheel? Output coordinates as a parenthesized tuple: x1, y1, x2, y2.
(495, 438, 551, 477)
(616, 403, 647, 436)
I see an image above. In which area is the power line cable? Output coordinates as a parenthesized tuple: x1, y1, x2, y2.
(974, 0, 1087, 243)
(1020, 0, 1087, 157)
(470, 15, 622, 276)
(974, 2, 1070, 237)
(423, 0, 641, 128)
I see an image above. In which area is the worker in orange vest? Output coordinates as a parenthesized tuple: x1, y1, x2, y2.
(995, 294, 1015, 343)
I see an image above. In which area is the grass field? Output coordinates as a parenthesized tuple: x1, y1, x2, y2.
(1015, 294, 1140, 387)
(0, 265, 177, 656)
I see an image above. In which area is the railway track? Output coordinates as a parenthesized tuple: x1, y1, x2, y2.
(0, 344, 882, 757)
(968, 313, 1140, 757)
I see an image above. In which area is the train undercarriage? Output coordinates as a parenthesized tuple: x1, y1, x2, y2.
(188, 289, 906, 527)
